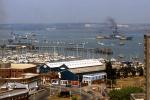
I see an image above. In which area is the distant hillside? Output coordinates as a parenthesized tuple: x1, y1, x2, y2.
(0, 23, 150, 32)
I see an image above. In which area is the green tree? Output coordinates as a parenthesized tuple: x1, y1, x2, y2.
(105, 61, 113, 79)
(108, 87, 143, 100)
(105, 61, 117, 86)
(137, 67, 144, 76)
(72, 96, 77, 100)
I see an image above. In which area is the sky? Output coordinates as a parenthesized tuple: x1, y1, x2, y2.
(0, 0, 150, 24)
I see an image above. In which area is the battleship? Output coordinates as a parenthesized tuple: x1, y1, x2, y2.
(96, 18, 133, 40)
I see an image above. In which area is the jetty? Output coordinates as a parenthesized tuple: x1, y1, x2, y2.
(65, 47, 113, 55)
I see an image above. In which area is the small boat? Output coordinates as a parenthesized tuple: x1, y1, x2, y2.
(119, 42, 125, 45)
(96, 35, 105, 39)
(111, 58, 117, 62)
(97, 42, 105, 46)
(119, 37, 127, 40)
(118, 54, 124, 58)
(119, 36, 133, 40)
(126, 36, 133, 40)
(68, 43, 75, 45)
(138, 43, 142, 45)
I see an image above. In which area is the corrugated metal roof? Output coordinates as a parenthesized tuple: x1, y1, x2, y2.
(46, 59, 103, 69)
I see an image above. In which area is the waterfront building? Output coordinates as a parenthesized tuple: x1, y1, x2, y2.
(0, 73, 40, 92)
(59, 69, 79, 87)
(0, 63, 37, 78)
(0, 63, 40, 93)
(46, 59, 103, 69)
(40, 72, 59, 85)
(82, 72, 106, 85)
(37, 63, 79, 85)
(45, 59, 105, 74)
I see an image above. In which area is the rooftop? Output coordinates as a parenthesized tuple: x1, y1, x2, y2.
(83, 72, 106, 77)
(46, 59, 103, 69)
(3, 73, 39, 79)
(21, 73, 39, 78)
(69, 65, 105, 74)
(144, 34, 150, 38)
(0, 89, 28, 99)
(130, 93, 145, 100)
(11, 64, 36, 69)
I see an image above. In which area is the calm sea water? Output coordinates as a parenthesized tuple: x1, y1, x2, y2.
(0, 24, 144, 62)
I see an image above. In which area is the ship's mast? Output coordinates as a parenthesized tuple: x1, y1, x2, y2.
(113, 25, 118, 35)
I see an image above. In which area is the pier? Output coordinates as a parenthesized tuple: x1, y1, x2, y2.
(65, 47, 113, 55)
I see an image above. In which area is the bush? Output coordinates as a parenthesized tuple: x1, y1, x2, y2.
(58, 91, 70, 98)
(72, 96, 77, 100)
(108, 87, 143, 100)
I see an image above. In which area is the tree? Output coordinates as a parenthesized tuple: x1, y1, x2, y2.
(108, 87, 143, 100)
(130, 67, 136, 77)
(137, 67, 144, 76)
(105, 61, 113, 79)
(119, 67, 128, 78)
(72, 96, 77, 100)
(105, 61, 117, 86)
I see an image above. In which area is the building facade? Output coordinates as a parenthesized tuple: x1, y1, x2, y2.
(0, 73, 41, 93)
(0, 63, 37, 78)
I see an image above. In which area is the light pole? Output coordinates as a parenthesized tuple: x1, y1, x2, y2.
(80, 82, 81, 100)
(50, 84, 51, 96)
(70, 90, 72, 100)
(78, 75, 81, 100)
(76, 44, 79, 57)
(34, 86, 38, 100)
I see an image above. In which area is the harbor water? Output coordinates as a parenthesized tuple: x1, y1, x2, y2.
(0, 23, 144, 62)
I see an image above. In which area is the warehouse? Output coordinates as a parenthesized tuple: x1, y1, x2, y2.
(46, 59, 103, 69)
(45, 59, 104, 74)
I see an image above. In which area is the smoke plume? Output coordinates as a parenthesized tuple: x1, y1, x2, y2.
(106, 17, 117, 29)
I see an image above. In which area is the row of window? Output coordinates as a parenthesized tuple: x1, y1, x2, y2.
(83, 75, 105, 81)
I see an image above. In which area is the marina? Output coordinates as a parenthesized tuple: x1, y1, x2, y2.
(0, 23, 145, 100)
(0, 26, 144, 62)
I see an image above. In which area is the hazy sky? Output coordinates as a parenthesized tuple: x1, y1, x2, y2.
(0, 0, 150, 24)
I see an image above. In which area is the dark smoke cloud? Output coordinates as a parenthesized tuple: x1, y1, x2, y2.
(106, 17, 117, 29)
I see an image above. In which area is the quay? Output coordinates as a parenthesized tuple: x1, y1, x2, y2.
(65, 47, 113, 55)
